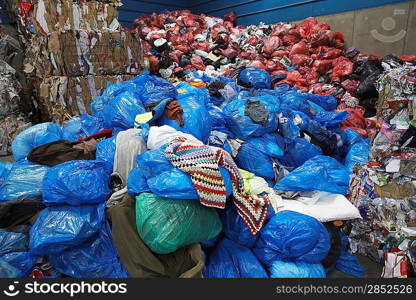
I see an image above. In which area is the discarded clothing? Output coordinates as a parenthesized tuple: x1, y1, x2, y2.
(27, 140, 96, 167)
(106, 194, 204, 278)
(0, 199, 45, 228)
(165, 137, 270, 234)
(113, 128, 147, 186)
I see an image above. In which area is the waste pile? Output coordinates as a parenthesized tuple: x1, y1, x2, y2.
(3, 0, 144, 124)
(0, 27, 32, 156)
(347, 57, 416, 278)
(131, 10, 393, 131)
(0, 64, 373, 278)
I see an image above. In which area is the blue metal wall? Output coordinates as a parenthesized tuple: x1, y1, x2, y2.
(120, 0, 413, 26)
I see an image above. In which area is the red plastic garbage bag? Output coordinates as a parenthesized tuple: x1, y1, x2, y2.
(309, 83, 338, 96)
(265, 59, 285, 72)
(148, 55, 160, 72)
(271, 50, 289, 58)
(331, 57, 353, 80)
(190, 55, 206, 70)
(333, 32, 345, 48)
(221, 48, 239, 59)
(338, 107, 376, 138)
(193, 42, 210, 52)
(290, 41, 309, 56)
(290, 54, 312, 67)
(317, 47, 343, 59)
(299, 67, 319, 84)
(263, 36, 282, 57)
(312, 59, 334, 74)
(183, 15, 199, 27)
(276, 71, 308, 91)
(354, 53, 380, 62)
(341, 79, 360, 95)
(224, 12, 237, 25)
(310, 30, 336, 48)
(175, 43, 191, 54)
(169, 50, 184, 64)
(400, 55, 416, 62)
(183, 32, 195, 44)
(282, 34, 301, 46)
(247, 36, 259, 46)
(300, 17, 330, 40)
(249, 60, 266, 70)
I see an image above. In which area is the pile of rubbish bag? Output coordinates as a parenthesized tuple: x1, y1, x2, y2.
(347, 57, 416, 278)
(0, 59, 376, 278)
(129, 10, 409, 131)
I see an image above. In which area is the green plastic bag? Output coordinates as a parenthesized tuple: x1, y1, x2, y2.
(136, 193, 222, 254)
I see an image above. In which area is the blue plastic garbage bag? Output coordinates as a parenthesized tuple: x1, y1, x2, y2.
(278, 113, 300, 139)
(335, 251, 366, 277)
(176, 82, 210, 106)
(0, 230, 27, 256)
(303, 93, 338, 112)
(158, 83, 212, 143)
(0, 160, 49, 201)
(219, 204, 258, 248)
(127, 167, 149, 196)
(137, 72, 178, 107)
(62, 114, 105, 141)
(200, 236, 220, 249)
(223, 93, 280, 140)
(29, 204, 105, 255)
(305, 119, 341, 156)
(344, 141, 369, 172)
(42, 160, 112, 206)
(0, 162, 12, 186)
(95, 136, 117, 166)
(91, 80, 138, 117)
(277, 138, 323, 169)
(0, 252, 37, 278)
(235, 133, 285, 180)
(342, 129, 370, 171)
(207, 104, 232, 136)
(279, 90, 312, 116)
(238, 67, 271, 89)
(220, 203, 276, 249)
(275, 155, 350, 195)
(129, 145, 232, 199)
(12, 122, 63, 161)
(253, 211, 330, 266)
(204, 238, 268, 278)
(103, 90, 146, 131)
(270, 261, 326, 278)
(334, 232, 365, 277)
(0, 256, 20, 278)
(313, 110, 349, 128)
(49, 222, 128, 278)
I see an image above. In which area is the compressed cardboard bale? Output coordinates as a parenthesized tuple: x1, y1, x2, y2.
(30, 0, 121, 36)
(34, 75, 134, 123)
(24, 30, 143, 78)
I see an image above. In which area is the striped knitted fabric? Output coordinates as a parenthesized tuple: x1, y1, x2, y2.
(165, 137, 270, 235)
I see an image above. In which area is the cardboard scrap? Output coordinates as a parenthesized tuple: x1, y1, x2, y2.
(35, 75, 134, 123)
(375, 181, 416, 200)
(30, 0, 120, 35)
(25, 30, 143, 77)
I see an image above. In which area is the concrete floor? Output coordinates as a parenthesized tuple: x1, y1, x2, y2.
(328, 254, 382, 278)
